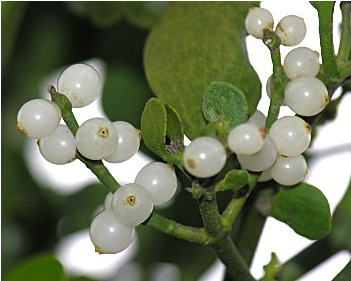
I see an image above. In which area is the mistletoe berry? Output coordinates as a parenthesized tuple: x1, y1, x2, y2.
(275, 15, 307, 46)
(244, 7, 274, 39)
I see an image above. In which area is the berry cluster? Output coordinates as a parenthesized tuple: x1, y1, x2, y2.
(183, 7, 329, 187)
(17, 63, 178, 254)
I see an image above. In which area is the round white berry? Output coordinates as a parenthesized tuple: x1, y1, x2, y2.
(258, 169, 273, 182)
(271, 154, 308, 186)
(104, 121, 141, 163)
(104, 192, 113, 210)
(38, 125, 76, 164)
(183, 137, 227, 178)
(57, 63, 101, 108)
(237, 135, 277, 172)
(75, 117, 117, 160)
(284, 47, 320, 79)
(228, 123, 264, 155)
(275, 15, 306, 46)
(269, 116, 311, 157)
(248, 110, 266, 129)
(17, 99, 61, 139)
(135, 162, 177, 206)
(89, 209, 135, 254)
(111, 183, 153, 226)
(284, 76, 329, 116)
(245, 7, 274, 39)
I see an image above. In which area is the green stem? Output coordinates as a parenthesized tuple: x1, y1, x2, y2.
(263, 32, 288, 130)
(49, 86, 211, 245)
(312, 2, 340, 85)
(144, 212, 211, 245)
(337, 2, 351, 63)
(199, 193, 256, 281)
(49, 87, 120, 193)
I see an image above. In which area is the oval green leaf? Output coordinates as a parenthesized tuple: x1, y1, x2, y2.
(202, 82, 248, 131)
(270, 182, 331, 240)
(214, 169, 250, 192)
(5, 254, 66, 281)
(141, 98, 183, 167)
(144, 2, 261, 139)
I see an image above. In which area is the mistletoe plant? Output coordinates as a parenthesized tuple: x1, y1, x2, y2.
(14, 2, 351, 281)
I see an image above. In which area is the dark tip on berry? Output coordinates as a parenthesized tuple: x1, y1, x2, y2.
(125, 195, 136, 206)
(48, 85, 57, 95)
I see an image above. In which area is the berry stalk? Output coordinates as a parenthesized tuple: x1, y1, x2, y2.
(337, 2, 351, 63)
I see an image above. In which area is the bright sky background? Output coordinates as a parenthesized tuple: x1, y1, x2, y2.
(24, 1, 350, 280)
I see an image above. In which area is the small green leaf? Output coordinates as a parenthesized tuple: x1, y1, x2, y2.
(165, 104, 184, 143)
(144, 2, 261, 139)
(214, 169, 250, 192)
(202, 82, 248, 131)
(270, 183, 331, 240)
(65, 2, 123, 28)
(141, 98, 183, 167)
(5, 254, 67, 281)
(124, 2, 172, 29)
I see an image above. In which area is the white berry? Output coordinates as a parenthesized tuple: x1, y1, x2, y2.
(57, 63, 101, 108)
(284, 76, 329, 116)
(248, 110, 266, 129)
(237, 135, 277, 172)
(135, 162, 177, 206)
(269, 116, 311, 157)
(104, 192, 113, 210)
(228, 123, 264, 155)
(17, 99, 61, 139)
(183, 137, 227, 178)
(245, 7, 274, 39)
(38, 125, 76, 164)
(258, 169, 273, 182)
(284, 47, 320, 79)
(89, 209, 135, 254)
(275, 15, 306, 46)
(104, 121, 141, 163)
(271, 154, 308, 186)
(111, 183, 153, 226)
(75, 117, 117, 160)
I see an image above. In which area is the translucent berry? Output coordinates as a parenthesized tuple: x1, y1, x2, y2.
(135, 162, 177, 205)
(111, 183, 153, 226)
(245, 7, 274, 39)
(248, 110, 266, 129)
(38, 125, 76, 165)
(275, 15, 306, 46)
(271, 154, 308, 186)
(284, 47, 320, 79)
(104, 121, 141, 163)
(237, 135, 277, 172)
(89, 209, 135, 254)
(258, 169, 273, 182)
(284, 76, 329, 116)
(228, 123, 265, 155)
(57, 63, 101, 108)
(269, 116, 311, 156)
(75, 117, 117, 160)
(183, 137, 227, 178)
(17, 99, 61, 139)
(104, 192, 113, 210)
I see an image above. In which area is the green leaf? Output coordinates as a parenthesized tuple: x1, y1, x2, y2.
(202, 82, 248, 132)
(214, 169, 250, 192)
(65, 2, 123, 28)
(144, 2, 261, 139)
(141, 98, 184, 167)
(270, 183, 331, 240)
(5, 254, 66, 281)
(124, 2, 172, 29)
(165, 104, 184, 143)
(333, 261, 351, 281)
